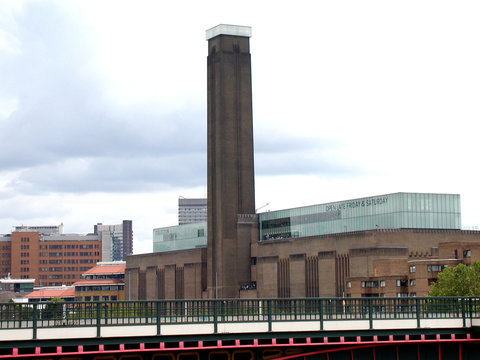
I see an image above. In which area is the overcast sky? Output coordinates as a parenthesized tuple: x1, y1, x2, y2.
(1, 0, 479, 254)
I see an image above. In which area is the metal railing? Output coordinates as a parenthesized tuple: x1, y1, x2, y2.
(0, 297, 477, 335)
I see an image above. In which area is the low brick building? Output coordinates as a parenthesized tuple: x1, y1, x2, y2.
(73, 262, 125, 301)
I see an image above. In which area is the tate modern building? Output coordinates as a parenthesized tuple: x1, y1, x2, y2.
(126, 25, 479, 300)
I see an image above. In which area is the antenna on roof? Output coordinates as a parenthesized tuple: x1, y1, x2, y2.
(256, 203, 270, 212)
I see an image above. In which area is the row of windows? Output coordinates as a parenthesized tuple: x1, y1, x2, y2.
(359, 281, 382, 288)
(48, 260, 62, 264)
(39, 252, 100, 257)
(428, 264, 447, 272)
(85, 274, 124, 280)
(39, 267, 93, 272)
(20, 237, 30, 242)
(410, 264, 449, 273)
(39, 259, 97, 264)
(397, 293, 416, 297)
(357, 293, 417, 298)
(64, 259, 79, 264)
(76, 285, 124, 292)
(80, 259, 96, 264)
(82, 295, 118, 301)
(39, 244, 100, 250)
(356, 279, 415, 289)
(40, 274, 77, 280)
(40, 267, 62, 272)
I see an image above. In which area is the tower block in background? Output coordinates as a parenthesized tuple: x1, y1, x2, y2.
(206, 25, 257, 298)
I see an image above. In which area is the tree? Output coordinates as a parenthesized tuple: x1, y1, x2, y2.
(429, 261, 480, 296)
(45, 296, 64, 320)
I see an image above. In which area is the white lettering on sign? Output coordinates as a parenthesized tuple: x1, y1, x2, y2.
(325, 197, 388, 212)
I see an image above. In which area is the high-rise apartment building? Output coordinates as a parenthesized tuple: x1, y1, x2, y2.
(178, 198, 207, 225)
(94, 220, 133, 261)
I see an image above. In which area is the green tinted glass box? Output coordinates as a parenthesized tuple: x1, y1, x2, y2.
(259, 193, 460, 240)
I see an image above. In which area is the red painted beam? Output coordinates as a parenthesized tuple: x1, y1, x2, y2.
(2, 337, 480, 358)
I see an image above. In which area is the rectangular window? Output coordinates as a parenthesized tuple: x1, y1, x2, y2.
(427, 265, 445, 272)
(464, 250, 471, 258)
(409, 265, 416, 273)
(380, 280, 386, 288)
(410, 279, 416, 286)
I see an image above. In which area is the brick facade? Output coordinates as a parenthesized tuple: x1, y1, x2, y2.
(6, 232, 101, 286)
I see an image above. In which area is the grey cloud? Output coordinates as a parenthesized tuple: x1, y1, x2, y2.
(0, 2, 357, 197)
(0, 2, 206, 176)
(6, 152, 206, 195)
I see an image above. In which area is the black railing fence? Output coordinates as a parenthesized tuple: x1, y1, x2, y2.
(0, 297, 477, 332)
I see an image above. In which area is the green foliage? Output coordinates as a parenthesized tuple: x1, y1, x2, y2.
(49, 296, 64, 303)
(45, 296, 65, 319)
(429, 261, 480, 296)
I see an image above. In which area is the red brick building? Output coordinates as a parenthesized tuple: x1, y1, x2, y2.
(1, 231, 101, 286)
